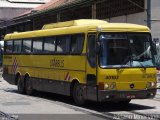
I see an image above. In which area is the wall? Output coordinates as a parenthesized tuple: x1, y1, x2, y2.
(104, 0, 160, 42)
(104, 0, 147, 27)
(151, 0, 160, 42)
(0, 8, 30, 21)
(107, 12, 147, 26)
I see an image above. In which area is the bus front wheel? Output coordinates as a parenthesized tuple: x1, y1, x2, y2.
(73, 83, 85, 106)
(17, 75, 25, 94)
(25, 76, 33, 95)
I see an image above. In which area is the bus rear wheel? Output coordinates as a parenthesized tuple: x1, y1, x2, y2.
(25, 76, 33, 95)
(73, 83, 85, 106)
(17, 75, 25, 94)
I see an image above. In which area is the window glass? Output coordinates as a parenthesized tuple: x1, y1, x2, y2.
(5, 41, 13, 53)
(99, 33, 154, 68)
(32, 38, 43, 53)
(14, 40, 22, 53)
(88, 35, 96, 67)
(22, 39, 32, 53)
(71, 34, 84, 54)
(56, 36, 70, 53)
(44, 37, 56, 53)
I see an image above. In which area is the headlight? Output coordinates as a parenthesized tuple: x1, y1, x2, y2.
(104, 83, 109, 89)
(98, 82, 116, 90)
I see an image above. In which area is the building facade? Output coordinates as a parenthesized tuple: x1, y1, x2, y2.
(151, 0, 160, 42)
(104, 0, 160, 43)
(0, 0, 159, 42)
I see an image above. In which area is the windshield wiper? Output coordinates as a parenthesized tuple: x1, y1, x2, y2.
(133, 56, 152, 60)
(120, 55, 133, 67)
(120, 55, 148, 69)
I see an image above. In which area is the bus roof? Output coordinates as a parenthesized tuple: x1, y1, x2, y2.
(42, 19, 108, 29)
(4, 19, 150, 40)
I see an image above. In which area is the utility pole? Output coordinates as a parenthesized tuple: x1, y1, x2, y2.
(147, 0, 151, 29)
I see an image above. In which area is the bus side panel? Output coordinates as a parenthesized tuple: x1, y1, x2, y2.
(30, 70, 86, 96)
(31, 77, 71, 96)
(3, 55, 17, 85)
(3, 55, 87, 96)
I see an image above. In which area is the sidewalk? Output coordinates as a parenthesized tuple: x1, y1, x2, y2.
(155, 89, 160, 100)
(156, 71, 160, 96)
(156, 82, 160, 98)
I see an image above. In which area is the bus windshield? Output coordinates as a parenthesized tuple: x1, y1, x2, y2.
(99, 33, 155, 68)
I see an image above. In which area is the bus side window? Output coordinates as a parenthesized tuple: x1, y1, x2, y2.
(56, 36, 70, 53)
(32, 38, 43, 53)
(22, 39, 32, 53)
(13, 40, 22, 53)
(44, 37, 56, 53)
(5, 41, 13, 53)
(71, 34, 84, 54)
(88, 35, 96, 68)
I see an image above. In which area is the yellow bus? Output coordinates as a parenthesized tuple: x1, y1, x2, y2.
(3, 19, 157, 105)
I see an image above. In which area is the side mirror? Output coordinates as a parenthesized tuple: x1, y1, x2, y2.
(152, 43, 157, 55)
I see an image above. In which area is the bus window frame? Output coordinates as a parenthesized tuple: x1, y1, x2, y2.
(55, 35, 71, 54)
(22, 38, 32, 54)
(13, 39, 22, 53)
(4, 40, 13, 54)
(97, 32, 155, 69)
(87, 34, 97, 68)
(32, 37, 44, 54)
(43, 36, 56, 54)
(70, 33, 85, 55)
(4, 33, 85, 55)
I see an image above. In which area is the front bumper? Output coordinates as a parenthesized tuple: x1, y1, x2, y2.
(98, 89, 157, 102)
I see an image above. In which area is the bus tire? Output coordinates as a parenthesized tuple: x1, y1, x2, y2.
(25, 76, 33, 95)
(73, 83, 85, 106)
(17, 75, 25, 94)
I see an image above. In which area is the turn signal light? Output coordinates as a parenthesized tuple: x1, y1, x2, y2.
(98, 82, 109, 90)
(146, 82, 156, 88)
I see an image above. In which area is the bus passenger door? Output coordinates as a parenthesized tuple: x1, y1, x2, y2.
(86, 34, 97, 101)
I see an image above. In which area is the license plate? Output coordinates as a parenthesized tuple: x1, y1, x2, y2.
(126, 95, 135, 99)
